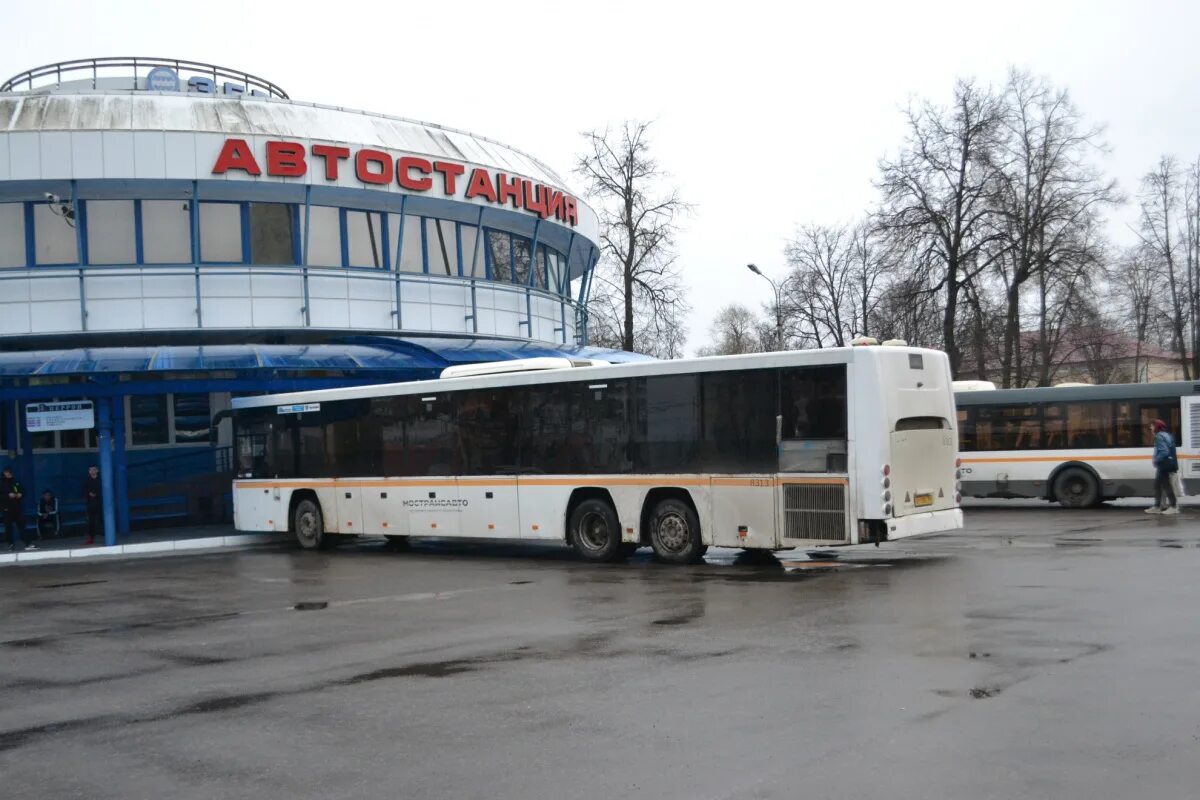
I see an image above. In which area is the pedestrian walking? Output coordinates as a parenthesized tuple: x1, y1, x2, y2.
(38, 489, 60, 539)
(1145, 419, 1180, 515)
(82, 465, 102, 545)
(2, 466, 33, 551)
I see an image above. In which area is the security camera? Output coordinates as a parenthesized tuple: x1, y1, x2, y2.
(44, 192, 59, 203)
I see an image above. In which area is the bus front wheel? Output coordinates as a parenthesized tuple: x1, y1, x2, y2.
(292, 497, 327, 550)
(649, 499, 705, 564)
(569, 499, 624, 562)
(1053, 467, 1100, 509)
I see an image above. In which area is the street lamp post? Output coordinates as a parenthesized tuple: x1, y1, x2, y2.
(747, 263, 784, 351)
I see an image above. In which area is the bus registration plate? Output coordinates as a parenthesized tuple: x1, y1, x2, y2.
(914, 493, 934, 508)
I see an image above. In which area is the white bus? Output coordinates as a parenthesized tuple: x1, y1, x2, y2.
(955, 381, 1200, 507)
(230, 345, 963, 562)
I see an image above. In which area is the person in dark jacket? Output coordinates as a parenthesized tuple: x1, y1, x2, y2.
(82, 465, 102, 545)
(3, 466, 32, 551)
(38, 490, 60, 539)
(1146, 419, 1180, 515)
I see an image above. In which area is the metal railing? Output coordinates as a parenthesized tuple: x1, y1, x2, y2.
(0, 263, 584, 345)
(1, 57, 289, 99)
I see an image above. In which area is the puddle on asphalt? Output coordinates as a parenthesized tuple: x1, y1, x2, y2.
(292, 601, 328, 611)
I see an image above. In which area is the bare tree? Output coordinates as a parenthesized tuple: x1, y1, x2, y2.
(1137, 157, 1191, 378)
(876, 79, 1007, 375)
(782, 224, 854, 347)
(576, 121, 690, 355)
(695, 304, 766, 356)
(990, 69, 1121, 387)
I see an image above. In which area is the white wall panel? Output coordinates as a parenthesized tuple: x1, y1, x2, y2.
(493, 289, 523, 313)
(398, 278, 429, 304)
(0, 135, 9, 181)
(250, 298, 304, 327)
(400, 302, 431, 331)
(143, 297, 196, 329)
(86, 298, 144, 330)
(473, 308, 496, 336)
(0, 275, 31, 301)
(0, 302, 31, 334)
(494, 309, 523, 338)
(347, 299, 393, 329)
(132, 131, 166, 179)
(308, 298, 349, 328)
(9, 132, 40, 179)
(199, 272, 251, 297)
(84, 274, 141, 299)
(101, 131, 135, 177)
(29, 274, 78, 301)
(249, 272, 303, 298)
(193, 132, 225, 180)
(347, 273, 390, 299)
(429, 282, 467, 307)
(140, 273, 195, 298)
(39, 132, 72, 179)
(200, 296, 252, 327)
(30, 300, 82, 332)
(430, 304, 467, 333)
(163, 132, 196, 178)
(307, 274, 348, 299)
(71, 132, 104, 179)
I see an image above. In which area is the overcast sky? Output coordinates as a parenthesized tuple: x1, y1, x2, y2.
(6, 0, 1200, 353)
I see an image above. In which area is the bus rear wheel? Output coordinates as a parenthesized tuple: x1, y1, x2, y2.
(1053, 467, 1100, 508)
(569, 499, 623, 562)
(649, 499, 704, 564)
(292, 497, 327, 550)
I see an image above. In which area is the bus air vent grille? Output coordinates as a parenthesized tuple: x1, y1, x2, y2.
(781, 483, 847, 542)
(1190, 403, 1200, 449)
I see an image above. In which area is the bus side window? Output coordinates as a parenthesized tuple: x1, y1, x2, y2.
(779, 365, 846, 440)
(957, 408, 974, 451)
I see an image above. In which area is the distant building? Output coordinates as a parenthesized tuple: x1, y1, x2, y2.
(978, 330, 1185, 387)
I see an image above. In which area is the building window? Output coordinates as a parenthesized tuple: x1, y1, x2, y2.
(461, 224, 482, 278)
(85, 200, 137, 265)
(346, 210, 385, 268)
(0, 203, 26, 267)
(141, 200, 192, 263)
(249, 202, 296, 265)
(398, 215, 423, 272)
(173, 393, 212, 443)
(199, 202, 243, 263)
(33, 202, 79, 265)
(487, 230, 511, 282)
(305, 205, 341, 267)
(130, 395, 170, 445)
(512, 237, 531, 285)
(425, 219, 458, 276)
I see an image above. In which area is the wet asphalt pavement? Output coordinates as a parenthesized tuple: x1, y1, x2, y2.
(2, 506, 1200, 799)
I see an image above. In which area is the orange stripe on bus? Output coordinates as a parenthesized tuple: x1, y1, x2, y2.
(238, 475, 851, 491)
(961, 455, 1154, 464)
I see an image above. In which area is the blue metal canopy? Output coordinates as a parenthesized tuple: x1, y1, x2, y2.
(0, 337, 651, 379)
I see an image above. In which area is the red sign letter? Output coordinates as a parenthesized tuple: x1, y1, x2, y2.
(266, 141, 307, 177)
(212, 138, 261, 176)
(496, 174, 523, 210)
(465, 168, 498, 203)
(397, 157, 433, 191)
(311, 144, 351, 181)
(356, 149, 394, 185)
(432, 161, 465, 195)
(563, 196, 578, 227)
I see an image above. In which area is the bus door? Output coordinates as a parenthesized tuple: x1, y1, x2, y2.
(1181, 396, 1200, 494)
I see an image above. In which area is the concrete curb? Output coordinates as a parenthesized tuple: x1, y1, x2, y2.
(2, 532, 291, 567)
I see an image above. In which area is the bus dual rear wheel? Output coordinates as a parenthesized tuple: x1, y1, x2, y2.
(649, 499, 705, 564)
(569, 499, 625, 562)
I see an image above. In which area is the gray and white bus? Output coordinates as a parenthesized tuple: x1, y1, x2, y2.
(956, 381, 1200, 507)
(231, 345, 962, 562)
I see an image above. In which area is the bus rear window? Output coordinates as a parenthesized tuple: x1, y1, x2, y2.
(895, 416, 949, 431)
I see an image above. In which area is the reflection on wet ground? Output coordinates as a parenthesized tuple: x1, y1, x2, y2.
(2, 506, 1200, 799)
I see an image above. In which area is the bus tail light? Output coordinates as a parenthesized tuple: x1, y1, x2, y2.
(883, 503, 893, 516)
(882, 464, 891, 477)
(955, 492, 961, 504)
(955, 457, 962, 468)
